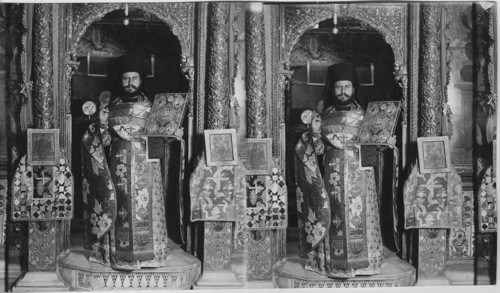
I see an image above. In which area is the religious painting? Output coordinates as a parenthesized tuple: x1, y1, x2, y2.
(306, 60, 330, 86)
(417, 136, 452, 174)
(357, 63, 375, 86)
(357, 101, 401, 144)
(238, 138, 272, 175)
(27, 128, 60, 166)
(144, 93, 188, 136)
(86, 54, 155, 77)
(204, 129, 238, 167)
(86, 53, 108, 77)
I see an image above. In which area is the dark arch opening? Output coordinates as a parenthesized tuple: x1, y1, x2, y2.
(70, 8, 188, 243)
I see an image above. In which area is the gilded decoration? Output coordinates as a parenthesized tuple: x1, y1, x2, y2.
(33, 4, 54, 129)
(204, 222, 233, 271)
(28, 221, 57, 271)
(206, 2, 230, 130)
(418, 229, 447, 278)
(270, 5, 282, 156)
(282, 3, 407, 67)
(70, 3, 194, 58)
(408, 3, 420, 146)
(246, 6, 267, 139)
(419, 4, 443, 137)
(195, 3, 207, 135)
(246, 230, 273, 280)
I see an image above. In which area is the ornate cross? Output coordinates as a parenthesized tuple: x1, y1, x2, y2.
(246, 176, 266, 206)
(419, 174, 446, 207)
(206, 171, 229, 193)
(34, 168, 53, 198)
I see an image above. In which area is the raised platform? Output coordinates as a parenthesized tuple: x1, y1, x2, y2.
(274, 248, 416, 288)
(57, 243, 201, 290)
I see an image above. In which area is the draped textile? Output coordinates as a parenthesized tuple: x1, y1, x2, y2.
(295, 105, 384, 278)
(404, 163, 463, 229)
(81, 96, 170, 270)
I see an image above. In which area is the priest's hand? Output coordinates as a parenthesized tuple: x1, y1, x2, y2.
(175, 127, 184, 138)
(311, 114, 322, 136)
(99, 105, 109, 128)
(387, 135, 396, 148)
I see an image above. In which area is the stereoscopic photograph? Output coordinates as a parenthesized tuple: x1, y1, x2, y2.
(0, 1, 497, 292)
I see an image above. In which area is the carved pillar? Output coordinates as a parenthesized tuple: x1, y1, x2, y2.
(244, 3, 272, 281)
(32, 4, 53, 129)
(416, 3, 448, 285)
(12, 5, 69, 291)
(206, 2, 230, 130)
(246, 3, 266, 139)
(197, 2, 242, 288)
(418, 4, 443, 138)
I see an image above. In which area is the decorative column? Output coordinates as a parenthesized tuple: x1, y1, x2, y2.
(196, 2, 242, 288)
(206, 2, 230, 130)
(12, 4, 69, 292)
(246, 3, 266, 139)
(245, 3, 271, 282)
(419, 4, 443, 138)
(32, 4, 53, 129)
(416, 3, 448, 286)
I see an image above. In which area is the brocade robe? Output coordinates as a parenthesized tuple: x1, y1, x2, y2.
(81, 94, 170, 270)
(295, 104, 384, 278)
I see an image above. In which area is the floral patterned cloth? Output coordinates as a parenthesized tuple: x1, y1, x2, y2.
(403, 163, 463, 229)
(81, 97, 170, 270)
(479, 166, 497, 232)
(190, 157, 246, 222)
(295, 106, 384, 278)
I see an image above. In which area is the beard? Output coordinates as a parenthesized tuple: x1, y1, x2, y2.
(122, 85, 140, 99)
(333, 93, 354, 107)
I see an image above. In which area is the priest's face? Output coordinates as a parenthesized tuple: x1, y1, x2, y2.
(121, 72, 142, 97)
(333, 80, 354, 106)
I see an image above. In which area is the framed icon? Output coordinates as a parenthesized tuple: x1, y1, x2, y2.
(238, 138, 273, 175)
(204, 129, 238, 167)
(417, 136, 452, 174)
(307, 60, 330, 86)
(27, 128, 60, 166)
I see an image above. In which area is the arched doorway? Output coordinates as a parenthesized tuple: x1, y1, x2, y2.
(285, 16, 398, 251)
(69, 7, 189, 244)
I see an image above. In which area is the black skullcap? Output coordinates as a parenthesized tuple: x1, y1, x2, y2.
(116, 54, 145, 77)
(326, 62, 358, 85)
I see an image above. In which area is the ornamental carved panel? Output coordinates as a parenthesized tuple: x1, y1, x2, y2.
(282, 3, 407, 66)
(70, 3, 195, 58)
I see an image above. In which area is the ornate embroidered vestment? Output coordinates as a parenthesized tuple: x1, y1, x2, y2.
(295, 105, 384, 278)
(81, 95, 170, 270)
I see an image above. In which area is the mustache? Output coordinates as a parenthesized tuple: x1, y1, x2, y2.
(125, 85, 138, 90)
(336, 93, 352, 99)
